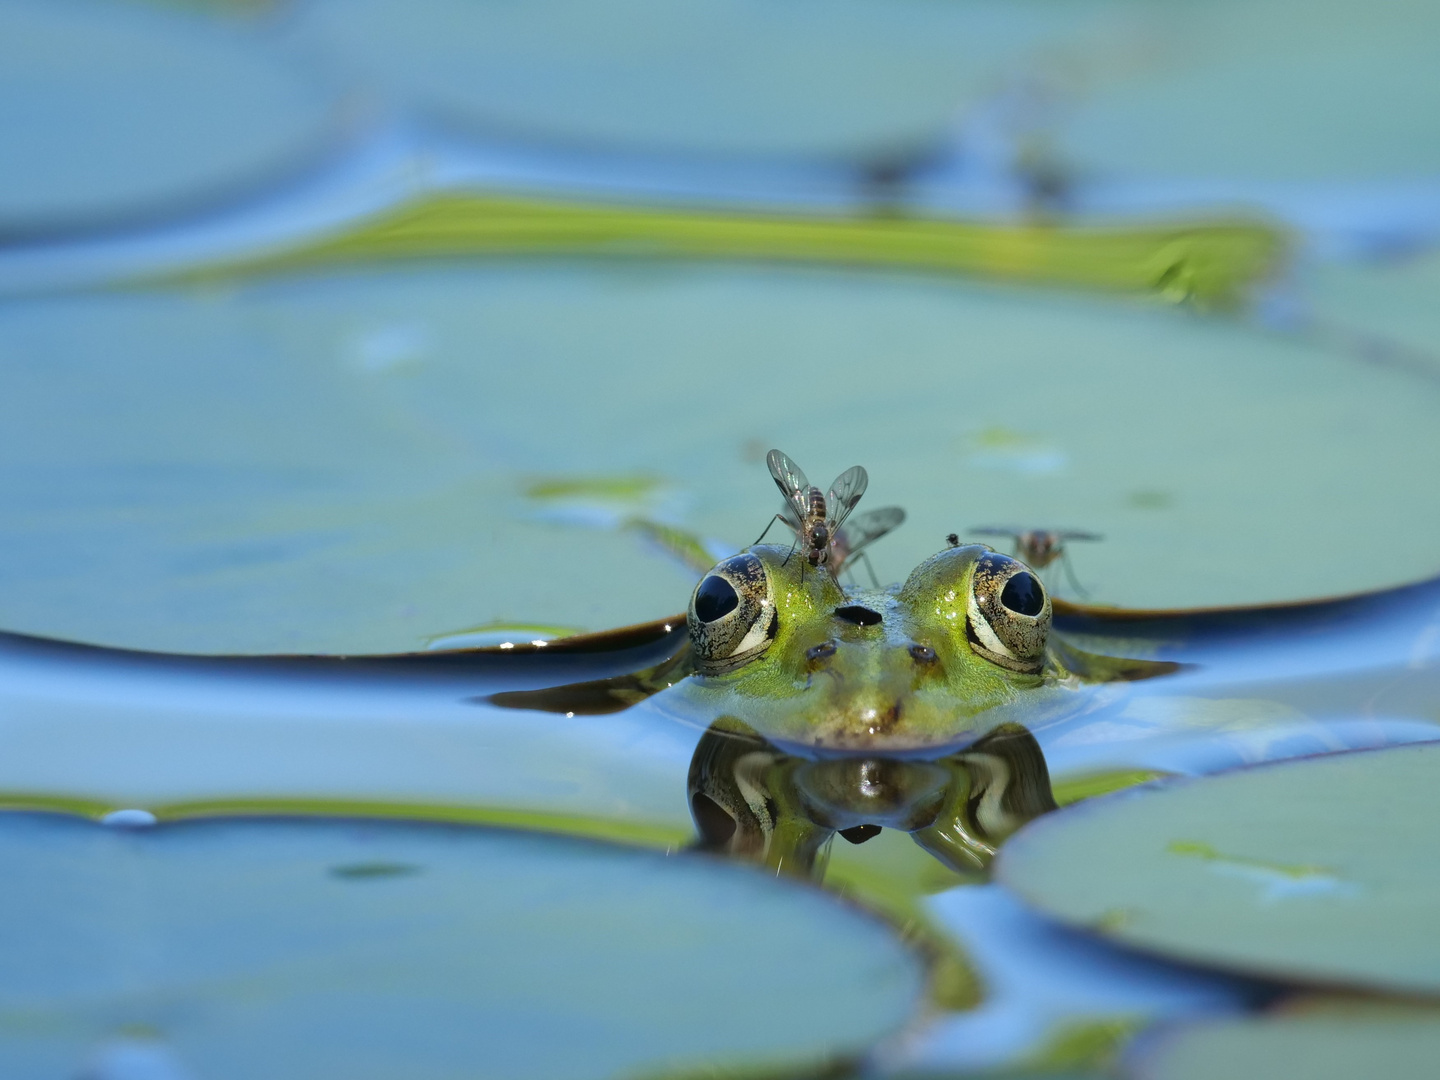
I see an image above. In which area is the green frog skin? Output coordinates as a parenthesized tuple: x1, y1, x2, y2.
(673, 542, 1162, 754)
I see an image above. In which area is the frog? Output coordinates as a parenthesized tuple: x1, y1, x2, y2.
(492, 539, 1174, 751)
(666, 540, 1174, 754)
(488, 538, 1173, 873)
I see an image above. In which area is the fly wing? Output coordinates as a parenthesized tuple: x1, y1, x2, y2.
(970, 526, 1022, 540)
(778, 500, 803, 532)
(766, 449, 813, 521)
(834, 506, 905, 562)
(824, 465, 868, 532)
(1056, 529, 1103, 542)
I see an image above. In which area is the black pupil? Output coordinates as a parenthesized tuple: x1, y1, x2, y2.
(1000, 572, 1044, 616)
(694, 576, 740, 622)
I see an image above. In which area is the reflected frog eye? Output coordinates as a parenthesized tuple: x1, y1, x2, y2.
(966, 553, 1051, 673)
(687, 553, 778, 674)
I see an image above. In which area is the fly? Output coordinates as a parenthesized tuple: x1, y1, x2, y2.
(754, 449, 887, 584)
(963, 527, 1102, 597)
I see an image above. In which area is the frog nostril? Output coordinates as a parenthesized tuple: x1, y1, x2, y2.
(834, 605, 882, 627)
(909, 644, 936, 663)
(807, 641, 838, 662)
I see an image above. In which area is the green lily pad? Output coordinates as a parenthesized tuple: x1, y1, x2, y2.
(1134, 1005, 1440, 1080)
(1055, 0, 1440, 182)
(0, 812, 923, 1078)
(0, 0, 336, 231)
(5, 263, 1440, 652)
(1305, 249, 1440, 371)
(998, 743, 1440, 993)
(292, 0, 1096, 162)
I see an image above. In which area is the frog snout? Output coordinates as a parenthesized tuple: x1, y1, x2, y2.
(800, 633, 941, 734)
(804, 637, 937, 676)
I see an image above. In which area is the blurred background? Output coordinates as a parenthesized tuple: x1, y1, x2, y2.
(3, 0, 1440, 654)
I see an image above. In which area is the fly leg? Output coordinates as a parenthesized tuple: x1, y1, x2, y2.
(753, 514, 786, 546)
(855, 550, 881, 589)
(1059, 550, 1091, 599)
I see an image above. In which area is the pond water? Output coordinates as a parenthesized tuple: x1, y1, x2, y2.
(4, 0, 1440, 1076)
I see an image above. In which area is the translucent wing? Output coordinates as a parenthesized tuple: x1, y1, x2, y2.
(834, 506, 905, 563)
(766, 449, 813, 521)
(778, 500, 803, 531)
(971, 526, 1101, 543)
(824, 465, 868, 532)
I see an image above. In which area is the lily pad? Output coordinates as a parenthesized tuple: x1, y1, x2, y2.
(998, 743, 1440, 993)
(1055, 0, 1440, 183)
(1305, 249, 1440, 369)
(292, 0, 1098, 162)
(0, 812, 923, 1078)
(1133, 1006, 1440, 1080)
(5, 263, 1440, 652)
(0, 0, 336, 232)
(0, 629, 701, 839)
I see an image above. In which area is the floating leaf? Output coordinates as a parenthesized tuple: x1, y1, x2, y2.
(0, 813, 924, 1078)
(5, 263, 1440, 653)
(0, 0, 335, 232)
(999, 743, 1440, 993)
(292, 0, 1114, 162)
(1135, 1004, 1440, 1080)
(1055, 0, 1440, 183)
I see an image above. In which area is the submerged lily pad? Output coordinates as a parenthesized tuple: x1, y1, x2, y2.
(0, 0, 337, 232)
(0, 813, 923, 1078)
(998, 743, 1440, 993)
(5, 263, 1440, 652)
(1134, 1006, 1440, 1080)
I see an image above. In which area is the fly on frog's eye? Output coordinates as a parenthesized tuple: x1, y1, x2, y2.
(964, 552, 1050, 673)
(688, 553, 778, 674)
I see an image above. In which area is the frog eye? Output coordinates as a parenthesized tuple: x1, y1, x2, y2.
(966, 552, 1050, 673)
(687, 553, 778, 673)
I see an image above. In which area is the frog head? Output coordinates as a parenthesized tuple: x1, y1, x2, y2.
(488, 540, 1176, 753)
(678, 542, 1108, 752)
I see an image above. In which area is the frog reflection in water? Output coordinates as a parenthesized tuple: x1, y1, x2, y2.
(688, 716, 1057, 877)
(491, 541, 1174, 874)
